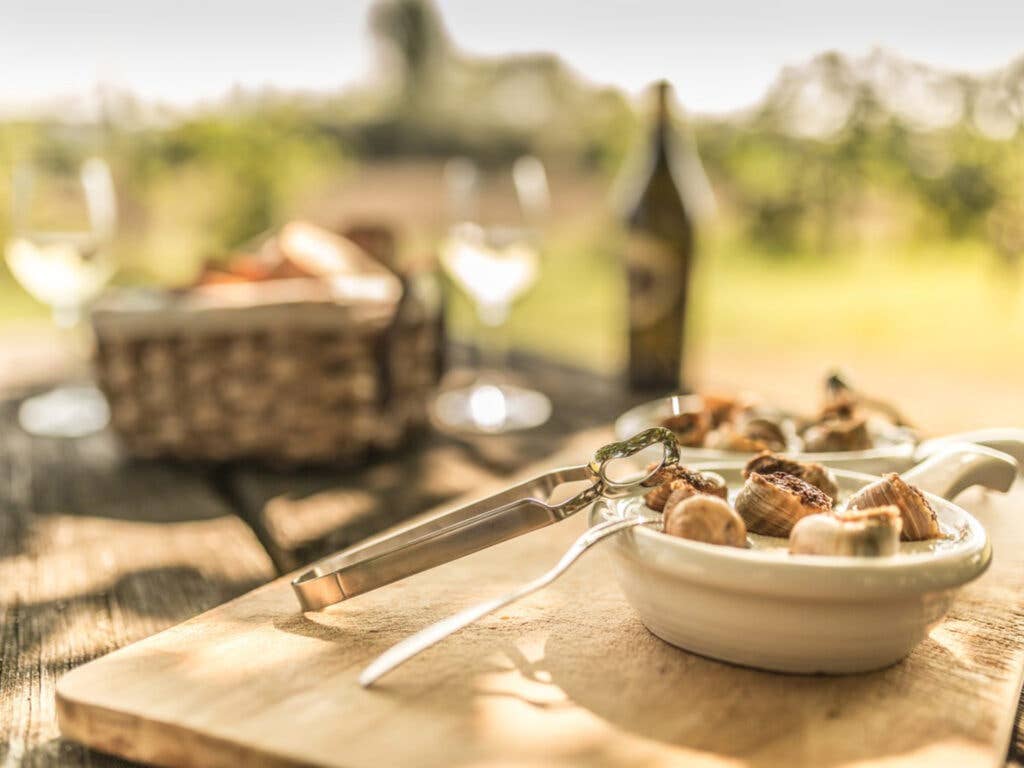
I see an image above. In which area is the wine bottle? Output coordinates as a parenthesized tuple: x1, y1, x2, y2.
(621, 80, 695, 393)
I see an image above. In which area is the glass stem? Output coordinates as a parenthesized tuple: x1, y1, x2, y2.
(52, 303, 93, 376)
(476, 301, 510, 383)
(53, 304, 82, 330)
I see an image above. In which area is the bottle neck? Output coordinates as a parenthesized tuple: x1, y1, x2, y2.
(650, 83, 673, 165)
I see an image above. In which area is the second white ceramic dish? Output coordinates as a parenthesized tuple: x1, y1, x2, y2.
(615, 394, 1024, 474)
(589, 444, 1016, 674)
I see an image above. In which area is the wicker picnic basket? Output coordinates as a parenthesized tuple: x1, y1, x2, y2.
(91, 273, 441, 466)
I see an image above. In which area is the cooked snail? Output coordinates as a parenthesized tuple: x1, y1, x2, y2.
(801, 416, 873, 452)
(705, 410, 794, 453)
(663, 495, 747, 548)
(643, 465, 728, 512)
(819, 395, 858, 423)
(789, 505, 902, 557)
(741, 417, 790, 452)
(734, 471, 832, 537)
(704, 426, 782, 453)
(823, 371, 909, 427)
(701, 393, 740, 428)
(650, 376, 913, 455)
(847, 473, 940, 541)
(703, 428, 772, 453)
(743, 451, 839, 503)
(660, 410, 710, 447)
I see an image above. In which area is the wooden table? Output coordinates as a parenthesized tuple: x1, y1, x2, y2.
(1, 355, 1022, 767)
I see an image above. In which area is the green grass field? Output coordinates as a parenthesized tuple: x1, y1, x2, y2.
(448, 220, 1024, 378)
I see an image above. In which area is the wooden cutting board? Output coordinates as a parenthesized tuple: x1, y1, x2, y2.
(57, 431, 1024, 768)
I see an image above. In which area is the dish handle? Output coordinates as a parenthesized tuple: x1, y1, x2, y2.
(915, 428, 1024, 467)
(901, 443, 1017, 500)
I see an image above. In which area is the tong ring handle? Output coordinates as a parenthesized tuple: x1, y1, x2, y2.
(588, 427, 679, 495)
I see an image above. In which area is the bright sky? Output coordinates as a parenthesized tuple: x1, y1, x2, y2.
(2, 0, 1023, 115)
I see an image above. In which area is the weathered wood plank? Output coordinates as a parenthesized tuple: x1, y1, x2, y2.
(1009, 696, 1024, 767)
(0, 398, 277, 767)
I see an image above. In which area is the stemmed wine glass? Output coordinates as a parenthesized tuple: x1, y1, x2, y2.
(433, 156, 552, 433)
(5, 154, 117, 437)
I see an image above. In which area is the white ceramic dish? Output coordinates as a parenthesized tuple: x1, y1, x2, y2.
(615, 394, 1024, 474)
(588, 444, 1017, 674)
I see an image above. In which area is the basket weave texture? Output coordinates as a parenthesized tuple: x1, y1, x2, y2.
(93, 291, 439, 465)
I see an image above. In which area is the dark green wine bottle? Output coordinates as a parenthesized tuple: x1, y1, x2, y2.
(623, 81, 695, 393)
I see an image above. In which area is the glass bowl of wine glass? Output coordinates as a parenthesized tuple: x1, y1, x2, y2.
(5, 153, 117, 437)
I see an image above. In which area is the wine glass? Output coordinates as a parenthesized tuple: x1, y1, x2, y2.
(5, 154, 117, 437)
(432, 156, 552, 434)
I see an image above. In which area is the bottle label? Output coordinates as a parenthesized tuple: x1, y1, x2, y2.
(625, 232, 683, 328)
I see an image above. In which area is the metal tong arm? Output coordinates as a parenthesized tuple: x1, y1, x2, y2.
(291, 427, 679, 611)
(292, 466, 596, 610)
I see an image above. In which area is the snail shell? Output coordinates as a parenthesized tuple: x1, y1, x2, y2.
(789, 506, 902, 557)
(664, 495, 747, 548)
(643, 466, 728, 512)
(743, 451, 839, 503)
(740, 417, 789, 452)
(847, 473, 940, 541)
(661, 474, 727, 513)
(819, 396, 857, 423)
(701, 393, 740, 428)
(660, 410, 710, 447)
(802, 416, 873, 452)
(703, 428, 773, 453)
(704, 411, 793, 453)
(822, 372, 910, 427)
(734, 471, 832, 537)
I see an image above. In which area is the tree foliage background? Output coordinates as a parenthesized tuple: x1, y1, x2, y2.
(2, 0, 1024, 294)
